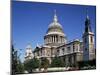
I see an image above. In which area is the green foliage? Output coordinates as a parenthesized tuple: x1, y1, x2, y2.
(12, 45, 18, 74)
(16, 62, 24, 73)
(24, 58, 40, 72)
(41, 58, 49, 68)
(12, 45, 25, 74)
(78, 59, 96, 69)
(33, 58, 40, 69)
(50, 57, 65, 67)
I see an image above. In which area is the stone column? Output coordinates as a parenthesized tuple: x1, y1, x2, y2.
(62, 37, 63, 43)
(56, 35, 58, 43)
(48, 37, 49, 43)
(53, 36, 54, 43)
(45, 38, 47, 44)
(62, 37, 64, 43)
(47, 38, 48, 43)
(63, 37, 64, 43)
(51, 36, 52, 43)
(46, 38, 47, 44)
(50, 36, 52, 43)
(60, 36, 61, 43)
(60, 36, 62, 43)
(48, 37, 50, 43)
(47, 38, 48, 44)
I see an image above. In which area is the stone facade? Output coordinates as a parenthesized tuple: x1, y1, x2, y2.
(25, 10, 95, 67)
(25, 44, 34, 61)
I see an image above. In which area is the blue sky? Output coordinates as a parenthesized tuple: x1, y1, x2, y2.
(12, 1, 96, 62)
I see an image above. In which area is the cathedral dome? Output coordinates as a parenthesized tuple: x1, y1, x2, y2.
(44, 10, 67, 46)
(48, 21, 62, 29)
(46, 10, 65, 36)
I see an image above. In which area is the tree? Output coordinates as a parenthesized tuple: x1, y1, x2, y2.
(41, 58, 49, 72)
(24, 58, 40, 73)
(50, 57, 65, 67)
(12, 44, 25, 74)
(12, 45, 17, 75)
(16, 61, 24, 74)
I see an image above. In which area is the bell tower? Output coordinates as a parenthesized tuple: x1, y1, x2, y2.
(25, 43, 34, 61)
(82, 10, 95, 61)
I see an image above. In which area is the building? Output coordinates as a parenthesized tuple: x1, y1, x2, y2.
(82, 13, 95, 61)
(25, 10, 95, 67)
(25, 44, 34, 61)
